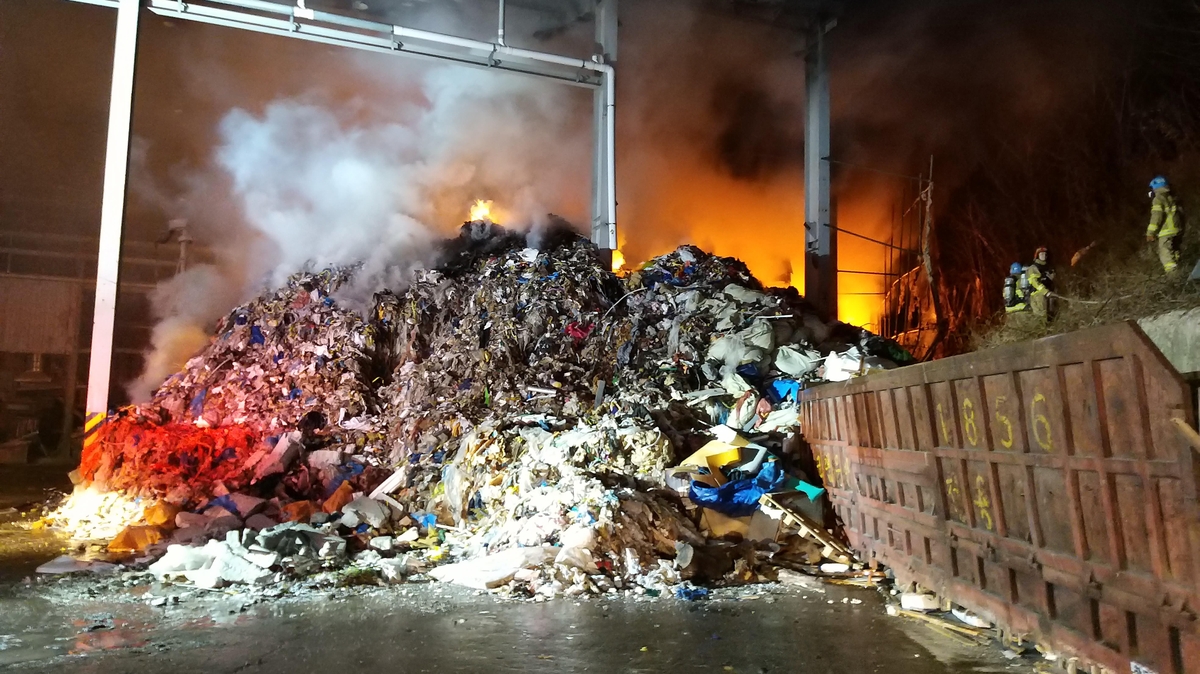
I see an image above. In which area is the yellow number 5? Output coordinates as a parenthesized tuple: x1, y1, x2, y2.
(994, 396, 1014, 449)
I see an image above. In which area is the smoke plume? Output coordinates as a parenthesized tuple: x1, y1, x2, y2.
(122, 0, 1136, 399)
(127, 61, 589, 400)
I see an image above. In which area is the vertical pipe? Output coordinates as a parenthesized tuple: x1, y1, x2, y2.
(85, 0, 140, 419)
(591, 86, 607, 245)
(603, 66, 617, 250)
(497, 0, 505, 45)
(591, 0, 618, 252)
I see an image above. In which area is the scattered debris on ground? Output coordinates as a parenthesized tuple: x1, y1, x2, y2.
(45, 225, 911, 599)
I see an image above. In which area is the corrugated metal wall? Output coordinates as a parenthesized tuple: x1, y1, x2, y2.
(0, 277, 81, 354)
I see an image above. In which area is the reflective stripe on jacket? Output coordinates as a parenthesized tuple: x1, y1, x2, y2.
(1149, 189, 1181, 238)
(1027, 263, 1053, 293)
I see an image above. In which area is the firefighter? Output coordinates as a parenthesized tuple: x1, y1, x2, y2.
(1146, 176, 1183, 273)
(1026, 247, 1056, 320)
(1003, 262, 1028, 313)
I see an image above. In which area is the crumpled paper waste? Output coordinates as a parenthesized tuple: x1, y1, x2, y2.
(49, 225, 906, 595)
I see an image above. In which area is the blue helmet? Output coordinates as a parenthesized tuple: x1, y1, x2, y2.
(1009, 262, 1023, 275)
(1150, 176, 1169, 190)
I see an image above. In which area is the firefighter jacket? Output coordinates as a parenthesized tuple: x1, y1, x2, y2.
(1148, 188, 1182, 239)
(1026, 262, 1054, 294)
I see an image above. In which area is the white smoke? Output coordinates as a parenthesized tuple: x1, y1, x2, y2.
(127, 63, 590, 402)
(127, 265, 244, 402)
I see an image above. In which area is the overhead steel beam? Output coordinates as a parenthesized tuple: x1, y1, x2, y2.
(144, 0, 603, 88)
(85, 0, 140, 420)
(804, 16, 835, 320)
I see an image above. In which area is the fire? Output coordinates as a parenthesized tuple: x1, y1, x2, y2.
(611, 249, 626, 273)
(469, 199, 495, 223)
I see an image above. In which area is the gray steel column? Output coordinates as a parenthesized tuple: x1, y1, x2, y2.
(85, 0, 140, 419)
(804, 18, 835, 319)
(591, 0, 617, 252)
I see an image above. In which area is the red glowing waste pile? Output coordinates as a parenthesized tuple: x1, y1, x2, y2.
(79, 409, 263, 505)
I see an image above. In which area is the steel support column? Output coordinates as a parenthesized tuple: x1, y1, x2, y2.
(804, 18, 835, 319)
(85, 0, 140, 418)
(591, 0, 617, 253)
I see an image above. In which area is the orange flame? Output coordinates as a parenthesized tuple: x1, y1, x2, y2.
(611, 249, 626, 273)
(469, 199, 496, 223)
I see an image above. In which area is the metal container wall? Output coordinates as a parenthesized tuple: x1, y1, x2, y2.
(799, 322, 1200, 673)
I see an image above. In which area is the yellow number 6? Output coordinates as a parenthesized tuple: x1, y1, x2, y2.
(1031, 392, 1053, 451)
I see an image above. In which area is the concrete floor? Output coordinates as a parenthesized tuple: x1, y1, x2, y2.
(0, 579, 1034, 674)
(0, 464, 73, 584)
(0, 467, 1035, 674)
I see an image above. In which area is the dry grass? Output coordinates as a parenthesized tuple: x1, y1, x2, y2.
(973, 227, 1200, 350)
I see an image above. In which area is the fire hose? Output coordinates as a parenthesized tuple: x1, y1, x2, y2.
(1048, 291, 1131, 305)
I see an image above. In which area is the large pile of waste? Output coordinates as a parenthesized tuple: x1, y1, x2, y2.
(50, 224, 906, 596)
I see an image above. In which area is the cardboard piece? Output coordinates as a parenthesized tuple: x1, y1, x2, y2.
(700, 508, 751, 537)
(747, 504, 784, 542)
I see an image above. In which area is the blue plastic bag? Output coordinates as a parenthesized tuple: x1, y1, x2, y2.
(688, 461, 786, 517)
(675, 584, 710, 601)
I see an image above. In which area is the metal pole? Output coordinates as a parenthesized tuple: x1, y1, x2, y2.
(591, 0, 618, 253)
(497, 0, 506, 45)
(804, 17, 834, 319)
(85, 0, 140, 421)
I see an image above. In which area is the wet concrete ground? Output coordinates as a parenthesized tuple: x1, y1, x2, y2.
(0, 467, 1036, 674)
(0, 577, 1034, 674)
(0, 465, 72, 584)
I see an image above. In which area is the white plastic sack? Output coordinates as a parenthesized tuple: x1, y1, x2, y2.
(757, 408, 801, 433)
(429, 546, 560, 590)
(823, 350, 863, 382)
(775, 345, 821, 377)
(723, 284, 766, 304)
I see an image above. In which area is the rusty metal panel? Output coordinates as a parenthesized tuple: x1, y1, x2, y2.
(0, 277, 82, 354)
(800, 322, 1199, 674)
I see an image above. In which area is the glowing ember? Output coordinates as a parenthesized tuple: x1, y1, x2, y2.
(47, 485, 147, 541)
(468, 199, 495, 223)
(611, 249, 626, 272)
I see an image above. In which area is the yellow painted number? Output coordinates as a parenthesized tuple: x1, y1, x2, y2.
(1031, 391, 1053, 451)
(961, 398, 979, 447)
(944, 477, 963, 520)
(936, 403, 952, 445)
(994, 396, 1014, 449)
(973, 475, 994, 530)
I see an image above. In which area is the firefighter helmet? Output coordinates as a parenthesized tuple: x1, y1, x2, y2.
(1150, 176, 1169, 190)
(1009, 262, 1023, 275)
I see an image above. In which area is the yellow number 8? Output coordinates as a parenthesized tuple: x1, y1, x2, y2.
(961, 398, 979, 446)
